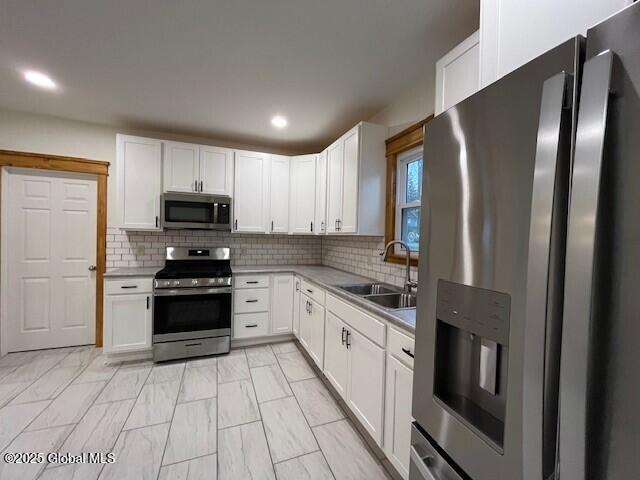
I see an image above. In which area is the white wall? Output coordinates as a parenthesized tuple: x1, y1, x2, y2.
(368, 73, 436, 137)
(480, 0, 633, 86)
(0, 109, 297, 227)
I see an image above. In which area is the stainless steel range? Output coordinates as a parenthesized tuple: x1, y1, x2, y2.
(153, 246, 232, 362)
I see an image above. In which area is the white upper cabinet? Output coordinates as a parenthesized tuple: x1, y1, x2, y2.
(435, 31, 480, 115)
(289, 154, 317, 234)
(326, 140, 343, 234)
(340, 127, 359, 234)
(116, 134, 162, 230)
(164, 142, 233, 195)
(269, 155, 290, 233)
(315, 149, 328, 235)
(199, 145, 233, 195)
(325, 122, 387, 236)
(234, 150, 270, 233)
(163, 141, 199, 193)
(479, 0, 631, 87)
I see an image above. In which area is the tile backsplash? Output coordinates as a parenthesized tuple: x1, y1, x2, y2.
(321, 236, 418, 288)
(106, 228, 322, 268)
(107, 228, 417, 289)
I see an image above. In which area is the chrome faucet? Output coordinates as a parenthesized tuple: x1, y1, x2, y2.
(380, 240, 417, 293)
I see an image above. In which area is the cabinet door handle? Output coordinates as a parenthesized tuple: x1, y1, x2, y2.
(200, 180, 203, 192)
(121, 285, 138, 289)
(246, 324, 258, 328)
(341, 327, 346, 345)
(155, 216, 159, 228)
(321, 221, 325, 232)
(245, 299, 259, 303)
(335, 219, 338, 231)
(402, 348, 415, 358)
(234, 219, 238, 230)
(186, 342, 202, 347)
(306, 288, 313, 294)
(346, 330, 351, 349)
(310, 221, 313, 232)
(246, 281, 259, 284)
(146, 296, 150, 309)
(309, 302, 313, 314)
(271, 220, 274, 232)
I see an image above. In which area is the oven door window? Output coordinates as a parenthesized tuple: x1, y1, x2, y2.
(165, 200, 215, 224)
(154, 292, 231, 335)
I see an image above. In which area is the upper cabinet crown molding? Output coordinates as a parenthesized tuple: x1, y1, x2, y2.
(163, 141, 233, 196)
(435, 30, 480, 115)
(116, 134, 162, 231)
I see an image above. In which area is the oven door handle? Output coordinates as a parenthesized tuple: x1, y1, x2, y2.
(153, 287, 232, 297)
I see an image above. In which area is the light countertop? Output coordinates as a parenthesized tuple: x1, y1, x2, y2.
(104, 264, 417, 333)
(232, 264, 416, 333)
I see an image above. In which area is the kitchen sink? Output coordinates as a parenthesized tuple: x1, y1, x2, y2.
(339, 283, 400, 296)
(365, 292, 417, 309)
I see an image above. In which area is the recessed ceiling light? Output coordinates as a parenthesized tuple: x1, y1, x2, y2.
(271, 115, 288, 129)
(23, 70, 57, 90)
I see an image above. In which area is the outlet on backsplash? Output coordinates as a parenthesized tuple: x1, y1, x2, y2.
(135, 245, 146, 256)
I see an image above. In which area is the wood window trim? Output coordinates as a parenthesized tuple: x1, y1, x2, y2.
(384, 116, 433, 267)
(0, 150, 110, 348)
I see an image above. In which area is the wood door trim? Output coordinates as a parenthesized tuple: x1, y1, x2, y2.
(0, 149, 110, 347)
(383, 116, 433, 267)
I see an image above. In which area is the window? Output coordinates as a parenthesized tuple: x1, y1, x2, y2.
(396, 147, 422, 252)
(383, 116, 432, 267)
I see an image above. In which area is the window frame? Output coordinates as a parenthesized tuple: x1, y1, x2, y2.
(395, 147, 422, 255)
(383, 116, 433, 267)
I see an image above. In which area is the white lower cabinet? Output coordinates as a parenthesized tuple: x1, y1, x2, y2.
(324, 294, 386, 446)
(271, 274, 294, 334)
(384, 353, 414, 479)
(299, 294, 325, 369)
(103, 277, 153, 354)
(323, 311, 349, 399)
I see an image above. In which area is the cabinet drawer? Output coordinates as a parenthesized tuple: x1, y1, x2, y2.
(105, 277, 153, 295)
(234, 312, 269, 339)
(301, 279, 325, 305)
(326, 294, 386, 347)
(388, 327, 415, 369)
(234, 288, 269, 313)
(235, 275, 269, 289)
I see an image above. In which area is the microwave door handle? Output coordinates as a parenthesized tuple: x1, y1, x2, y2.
(521, 71, 571, 480)
(558, 50, 614, 480)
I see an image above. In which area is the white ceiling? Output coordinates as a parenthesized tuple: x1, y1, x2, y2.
(0, 0, 479, 153)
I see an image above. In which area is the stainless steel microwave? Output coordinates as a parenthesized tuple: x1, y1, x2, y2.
(161, 193, 232, 230)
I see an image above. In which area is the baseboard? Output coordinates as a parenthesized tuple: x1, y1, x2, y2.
(104, 349, 152, 365)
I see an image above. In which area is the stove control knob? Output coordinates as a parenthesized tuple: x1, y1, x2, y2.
(191, 279, 199, 286)
(172, 280, 180, 287)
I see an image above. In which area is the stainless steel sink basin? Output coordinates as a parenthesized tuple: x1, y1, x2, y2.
(364, 292, 417, 309)
(339, 283, 400, 296)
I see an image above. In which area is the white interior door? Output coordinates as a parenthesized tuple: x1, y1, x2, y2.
(3, 169, 97, 352)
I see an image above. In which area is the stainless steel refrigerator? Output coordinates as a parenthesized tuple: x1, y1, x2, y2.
(410, 3, 640, 480)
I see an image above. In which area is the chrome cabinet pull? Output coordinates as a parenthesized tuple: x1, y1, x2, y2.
(341, 327, 346, 345)
(345, 330, 351, 349)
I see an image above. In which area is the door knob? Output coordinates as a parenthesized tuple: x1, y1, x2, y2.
(88, 265, 97, 271)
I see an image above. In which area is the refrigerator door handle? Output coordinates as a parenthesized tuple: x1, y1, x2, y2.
(521, 71, 572, 480)
(558, 50, 614, 480)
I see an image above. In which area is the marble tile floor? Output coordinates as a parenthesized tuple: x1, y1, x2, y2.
(0, 342, 392, 480)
